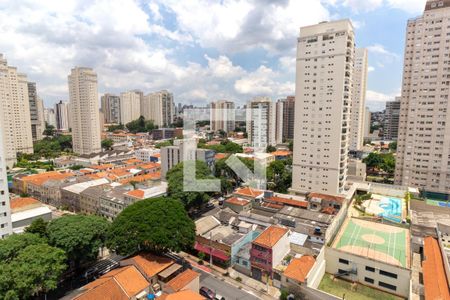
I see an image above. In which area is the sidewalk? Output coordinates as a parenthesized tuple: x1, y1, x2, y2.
(180, 252, 279, 300)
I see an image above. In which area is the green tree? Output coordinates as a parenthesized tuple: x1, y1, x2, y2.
(47, 215, 109, 267)
(266, 145, 277, 153)
(126, 116, 157, 133)
(24, 218, 48, 239)
(267, 160, 292, 193)
(107, 123, 125, 132)
(389, 141, 397, 151)
(0, 233, 45, 262)
(155, 140, 173, 149)
(101, 138, 114, 150)
(107, 197, 195, 255)
(363, 152, 384, 169)
(5, 244, 66, 298)
(166, 161, 213, 209)
(43, 123, 55, 137)
(288, 140, 293, 151)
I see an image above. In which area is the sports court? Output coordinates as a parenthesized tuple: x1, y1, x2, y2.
(332, 218, 410, 268)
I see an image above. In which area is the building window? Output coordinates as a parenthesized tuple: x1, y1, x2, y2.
(364, 277, 374, 284)
(365, 266, 375, 272)
(339, 258, 349, 265)
(379, 281, 397, 291)
(379, 270, 398, 279)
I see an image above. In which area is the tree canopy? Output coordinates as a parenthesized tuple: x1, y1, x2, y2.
(24, 218, 48, 239)
(166, 161, 213, 209)
(126, 116, 157, 133)
(107, 123, 125, 132)
(107, 197, 195, 255)
(363, 152, 396, 175)
(266, 159, 292, 193)
(33, 135, 73, 158)
(43, 123, 56, 137)
(197, 140, 243, 154)
(0, 234, 66, 299)
(47, 215, 110, 267)
(101, 138, 114, 150)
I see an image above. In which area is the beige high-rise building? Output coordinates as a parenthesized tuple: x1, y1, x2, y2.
(0, 126, 12, 238)
(0, 54, 34, 168)
(68, 67, 101, 155)
(349, 48, 368, 151)
(142, 90, 174, 127)
(276, 96, 295, 141)
(364, 107, 371, 139)
(210, 100, 235, 133)
(101, 93, 121, 124)
(395, 0, 450, 196)
(246, 97, 276, 149)
(55, 100, 70, 131)
(291, 20, 355, 196)
(275, 100, 284, 145)
(120, 90, 142, 125)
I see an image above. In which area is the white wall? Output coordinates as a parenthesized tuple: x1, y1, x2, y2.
(272, 231, 290, 268)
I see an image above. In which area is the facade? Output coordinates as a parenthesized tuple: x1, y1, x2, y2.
(395, 0, 450, 195)
(68, 67, 101, 155)
(55, 100, 70, 131)
(383, 97, 401, 140)
(250, 225, 290, 281)
(246, 97, 276, 149)
(275, 100, 284, 145)
(101, 93, 121, 124)
(161, 144, 215, 178)
(28, 82, 45, 141)
(349, 48, 368, 151)
(278, 96, 295, 141)
(142, 90, 174, 127)
(10, 197, 52, 234)
(364, 107, 371, 138)
(120, 90, 142, 125)
(0, 126, 12, 238)
(210, 100, 236, 133)
(44, 108, 57, 128)
(0, 54, 34, 167)
(291, 20, 355, 196)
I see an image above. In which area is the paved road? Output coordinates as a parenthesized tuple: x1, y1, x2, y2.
(196, 269, 261, 300)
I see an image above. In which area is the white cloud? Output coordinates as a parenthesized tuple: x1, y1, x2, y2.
(366, 90, 399, 111)
(367, 44, 398, 58)
(234, 66, 294, 96)
(386, 0, 426, 14)
(148, 2, 163, 22)
(205, 55, 245, 79)
(368, 66, 375, 72)
(342, 0, 383, 12)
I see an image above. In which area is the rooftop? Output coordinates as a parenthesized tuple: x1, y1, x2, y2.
(195, 216, 220, 236)
(122, 253, 174, 278)
(125, 182, 167, 199)
(283, 256, 316, 283)
(20, 171, 74, 186)
(62, 178, 110, 194)
(308, 192, 345, 204)
(265, 195, 308, 209)
(10, 197, 41, 211)
(253, 225, 288, 248)
(225, 197, 250, 206)
(423, 236, 450, 300)
(234, 187, 264, 199)
(332, 218, 410, 268)
(159, 290, 206, 300)
(166, 269, 200, 292)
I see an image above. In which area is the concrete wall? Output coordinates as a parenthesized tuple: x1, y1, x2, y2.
(272, 232, 290, 268)
(306, 247, 326, 289)
(231, 231, 260, 264)
(325, 247, 411, 298)
(325, 200, 349, 243)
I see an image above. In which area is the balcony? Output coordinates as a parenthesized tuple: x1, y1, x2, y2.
(250, 248, 272, 261)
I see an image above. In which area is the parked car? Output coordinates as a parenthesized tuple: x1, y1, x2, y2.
(200, 287, 215, 299)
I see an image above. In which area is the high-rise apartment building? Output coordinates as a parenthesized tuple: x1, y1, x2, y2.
(210, 100, 235, 133)
(44, 108, 57, 128)
(276, 96, 295, 141)
(101, 93, 121, 124)
(55, 100, 70, 131)
(383, 97, 401, 140)
(395, 0, 450, 196)
(28, 82, 45, 141)
(246, 97, 276, 149)
(275, 100, 284, 145)
(0, 127, 12, 238)
(364, 107, 371, 139)
(68, 67, 101, 155)
(349, 48, 368, 151)
(120, 90, 142, 125)
(0, 54, 34, 168)
(291, 20, 355, 196)
(142, 90, 174, 127)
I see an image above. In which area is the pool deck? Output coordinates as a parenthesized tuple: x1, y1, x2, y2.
(362, 194, 406, 222)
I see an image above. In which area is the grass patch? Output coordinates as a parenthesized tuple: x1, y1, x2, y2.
(318, 274, 402, 300)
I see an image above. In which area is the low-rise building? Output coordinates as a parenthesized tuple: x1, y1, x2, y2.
(223, 197, 252, 213)
(10, 197, 52, 233)
(281, 255, 316, 288)
(61, 178, 110, 211)
(250, 225, 290, 281)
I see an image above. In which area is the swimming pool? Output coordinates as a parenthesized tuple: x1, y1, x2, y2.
(378, 197, 402, 222)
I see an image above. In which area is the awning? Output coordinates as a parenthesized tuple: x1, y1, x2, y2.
(194, 242, 230, 261)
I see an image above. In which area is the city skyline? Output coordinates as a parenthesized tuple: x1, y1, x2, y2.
(0, 0, 428, 111)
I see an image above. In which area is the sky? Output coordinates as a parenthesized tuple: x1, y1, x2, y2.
(0, 0, 428, 111)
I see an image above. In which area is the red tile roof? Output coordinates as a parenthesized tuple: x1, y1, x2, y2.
(234, 187, 263, 199)
(283, 256, 316, 283)
(10, 197, 41, 211)
(166, 269, 200, 292)
(225, 197, 250, 206)
(160, 290, 206, 300)
(265, 196, 308, 208)
(308, 192, 345, 204)
(124, 253, 174, 278)
(215, 153, 229, 160)
(271, 150, 292, 156)
(253, 225, 288, 248)
(423, 237, 450, 300)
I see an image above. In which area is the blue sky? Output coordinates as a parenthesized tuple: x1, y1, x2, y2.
(0, 0, 428, 111)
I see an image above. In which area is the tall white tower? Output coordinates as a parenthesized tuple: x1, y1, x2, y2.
(395, 0, 450, 196)
(68, 67, 101, 155)
(0, 126, 12, 238)
(291, 20, 355, 196)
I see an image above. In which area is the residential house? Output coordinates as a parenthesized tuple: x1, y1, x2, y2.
(280, 256, 316, 290)
(224, 197, 252, 213)
(165, 269, 200, 294)
(10, 197, 52, 233)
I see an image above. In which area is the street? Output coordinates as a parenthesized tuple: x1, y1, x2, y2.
(195, 268, 261, 300)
